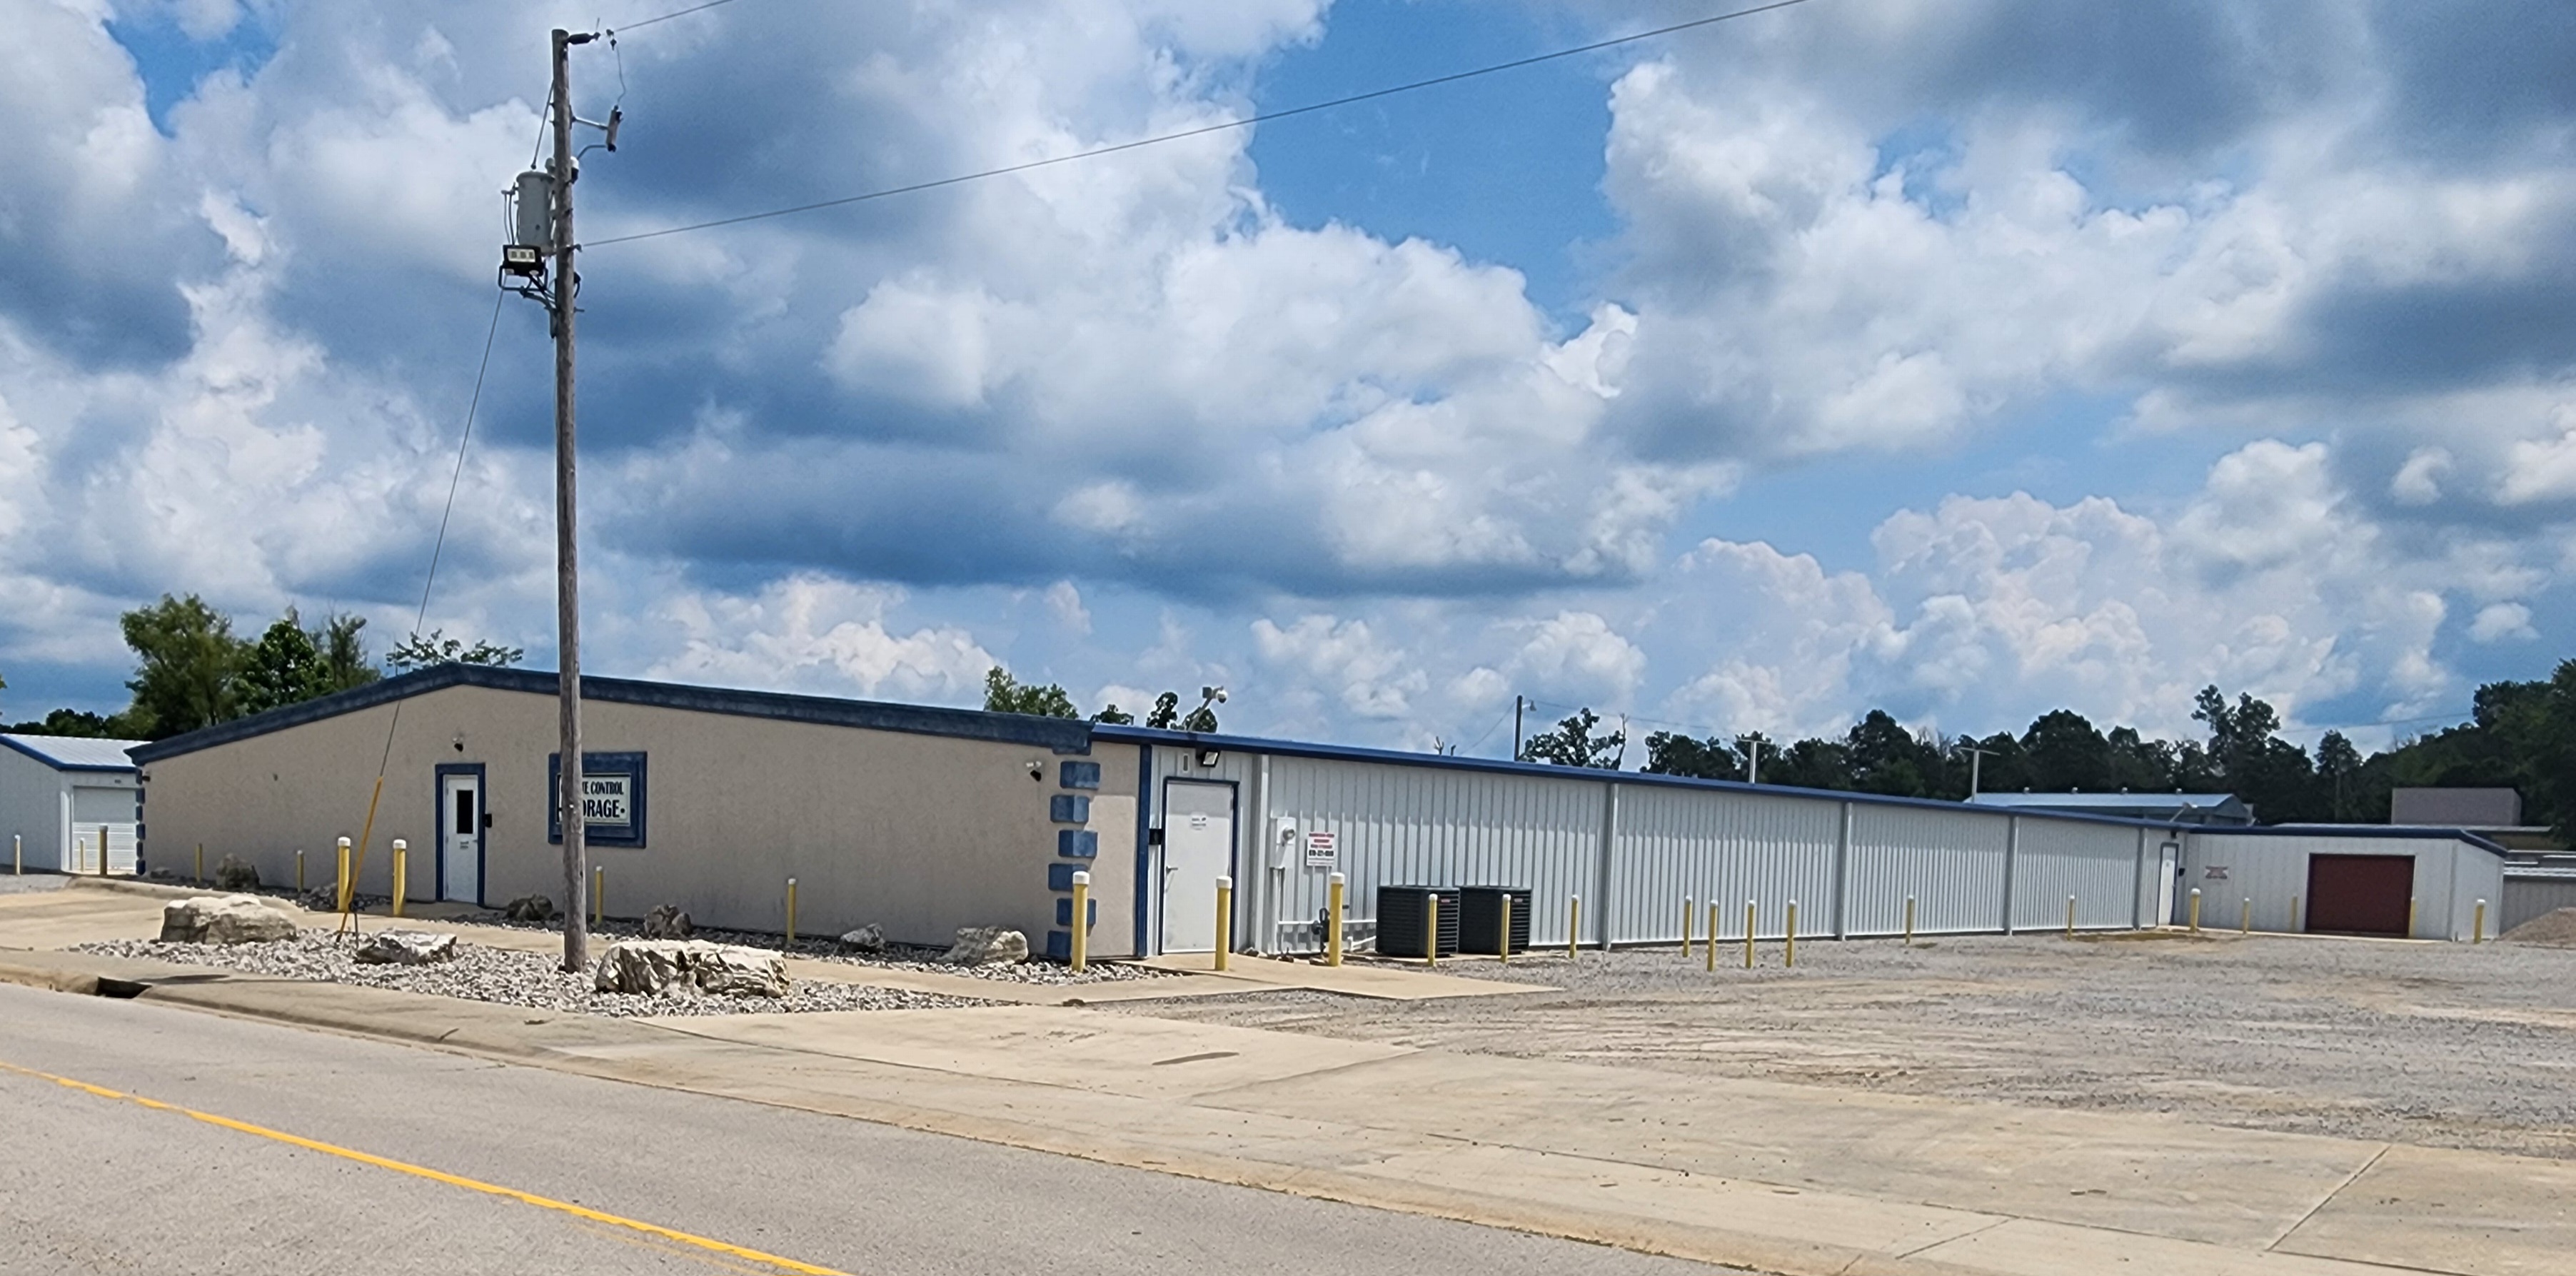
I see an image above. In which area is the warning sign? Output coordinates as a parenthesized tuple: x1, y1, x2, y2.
(1303, 830, 1338, 868)
(2204, 865, 2230, 880)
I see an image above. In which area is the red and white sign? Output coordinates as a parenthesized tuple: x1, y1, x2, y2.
(1303, 830, 1339, 868)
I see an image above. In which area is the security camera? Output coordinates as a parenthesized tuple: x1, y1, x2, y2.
(1202, 685, 1228, 705)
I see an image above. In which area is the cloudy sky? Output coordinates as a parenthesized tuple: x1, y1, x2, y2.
(4, 0, 2572, 755)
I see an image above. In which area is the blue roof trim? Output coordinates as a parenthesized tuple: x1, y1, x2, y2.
(1092, 723, 2196, 833)
(2227, 823, 2512, 858)
(0, 733, 141, 773)
(130, 663, 1093, 763)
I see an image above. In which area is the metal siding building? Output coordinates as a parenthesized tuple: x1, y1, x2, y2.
(0, 734, 145, 874)
(2181, 829, 2508, 940)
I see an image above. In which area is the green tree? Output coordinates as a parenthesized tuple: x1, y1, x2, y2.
(2021, 709, 2113, 792)
(121, 594, 247, 738)
(1846, 710, 1940, 797)
(2315, 730, 2363, 821)
(1641, 731, 1744, 780)
(236, 610, 326, 716)
(982, 666, 1077, 718)
(1519, 708, 1624, 768)
(317, 613, 381, 694)
(386, 629, 525, 673)
(1088, 703, 1136, 725)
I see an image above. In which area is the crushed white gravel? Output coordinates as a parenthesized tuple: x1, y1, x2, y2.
(458, 913, 1182, 986)
(74, 931, 993, 1017)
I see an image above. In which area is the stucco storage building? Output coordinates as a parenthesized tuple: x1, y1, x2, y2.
(129, 664, 2507, 956)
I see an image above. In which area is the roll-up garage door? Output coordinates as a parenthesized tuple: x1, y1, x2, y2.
(70, 785, 139, 875)
(2305, 854, 2413, 937)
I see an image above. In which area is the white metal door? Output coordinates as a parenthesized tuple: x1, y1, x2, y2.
(1160, 781, 1235, 953)
(69, 787, 137, 874)
(2157, 840, 2180, 925)
(440, 773, 482, 904)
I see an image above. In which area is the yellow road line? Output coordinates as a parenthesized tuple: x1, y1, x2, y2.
(0, 1058, 847, 1275)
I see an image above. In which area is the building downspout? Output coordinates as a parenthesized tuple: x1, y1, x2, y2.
(1832, 800, 1853, 939)
(2001, 815, 2021, 935)
(1594, 780, 1619, 948)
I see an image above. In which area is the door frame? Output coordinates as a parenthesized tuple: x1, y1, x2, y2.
(1157, 776, 1240, 955)
(434, 762, 487, 907)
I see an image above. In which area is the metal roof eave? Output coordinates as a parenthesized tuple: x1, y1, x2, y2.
(1092, 723, 2200, 833)
(0, 733, 142, 773)
(2219, 823, 2513, 858)
(128, 663, 1094, 764)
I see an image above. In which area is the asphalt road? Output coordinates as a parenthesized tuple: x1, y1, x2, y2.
(0, 983, 1719, 1275)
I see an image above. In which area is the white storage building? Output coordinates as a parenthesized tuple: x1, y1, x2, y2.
(0, 733, 145, 874)
(126, 665, 2511, 956)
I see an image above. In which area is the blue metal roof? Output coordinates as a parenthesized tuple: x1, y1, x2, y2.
(128, 663, 1093, 764)
(0, 733, 144, 772)
(1968, 792, 2244, 810)
(2250, 823, 2513, 858)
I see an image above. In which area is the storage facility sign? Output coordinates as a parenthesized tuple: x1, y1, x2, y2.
(2203, 865, 2230, 880)
(548, 750, 648, 847)
(1304, 829, 1338, 868)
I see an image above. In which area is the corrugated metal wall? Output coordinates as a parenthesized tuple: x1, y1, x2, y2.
(2503, 872, 2576, 933)
(2011, 818, 2147, 932)
(1612, 786, 1841, 943)
(1133, 740, 2505, 954)
(1843, 803, 2008, 935)
(1263, 756, 1606, 950)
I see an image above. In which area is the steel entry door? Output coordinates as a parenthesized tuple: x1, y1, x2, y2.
(2157, 841, 2179, 925)
(440, 773, 482, 905)
(1160, 781, 1235, 953)
(2305, 854, 2413, 936)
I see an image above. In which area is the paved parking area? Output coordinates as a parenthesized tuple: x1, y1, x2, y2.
(1115, 929, 2576, 1159)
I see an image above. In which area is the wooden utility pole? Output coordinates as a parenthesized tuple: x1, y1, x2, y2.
(551, 27, 593, 972)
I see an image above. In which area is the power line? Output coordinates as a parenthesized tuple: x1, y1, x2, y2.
(584, 0, 1816, 248)
(604, 0, 742, 36)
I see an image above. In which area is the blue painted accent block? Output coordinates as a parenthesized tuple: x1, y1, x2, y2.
(1060, 760, 1102, 790)
(1057, 830, 1098, 858)
(1044, 930, 1072, 960)
(1050, 794, 1091, 823)
(1048, 862, 1087, 891)
(1055, 898, 1100, 928)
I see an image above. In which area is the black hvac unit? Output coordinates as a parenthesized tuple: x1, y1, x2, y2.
(1456, 886, 1533, 955)
(1376, 885, 1460, 959)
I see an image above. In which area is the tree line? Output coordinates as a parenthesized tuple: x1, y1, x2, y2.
(1519, 662, 2576, 835)
(982, 668, 1219, 731)
(2, 594, 522, 741)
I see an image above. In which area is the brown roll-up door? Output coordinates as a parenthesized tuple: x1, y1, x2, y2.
(2305, 855, 2414, 936)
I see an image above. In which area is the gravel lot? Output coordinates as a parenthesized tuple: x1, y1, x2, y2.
(1113, 930, 2576, 1160)
(454, 912, 1182, 986)
(74, 931, 995, 1017)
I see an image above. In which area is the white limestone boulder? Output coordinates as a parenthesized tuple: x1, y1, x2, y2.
(159, 895, 297, 945)
(940, 927, 1027, 966)
(356, 930, 460, 965)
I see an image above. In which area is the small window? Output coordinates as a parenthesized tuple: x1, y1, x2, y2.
(454, 788, 475, 833)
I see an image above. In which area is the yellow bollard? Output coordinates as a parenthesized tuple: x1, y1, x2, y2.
(336, 837, 353, 913)
(1706, 903, 1719, 972)
(99, 825, 111, 877)
(2066, 895, 2076, 939)
(2408, 897, 2419, 938)
(1786, 900, 1798, 968)
(2188, 888, 2201, 934)
(1214, 875, 1233, 972)
(391, 840, 408, 918)
(2290, 894, 2300, 933)
(1425, 891, 1440, 968)
(196, 843, 204, 885)
(1070, 870, 1091, 972)
(74, 837, 84, 875)
(785, 878, 798, 947)
(11, 833, 18, 876)
(2474, 899, 2487, 945)
(2240, 897, 2250, 935)
(594, 866, 605, 926)
(1327, 873, 1346, 967)
(1499, 895, 1512, 965)
(1744, 900, 1756, 970)
(1567, 895, 1580, 962)
(1681, 895, 1695, 957)
(296, 848, 305, 893)
(1903, 895, 1915, 946)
